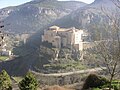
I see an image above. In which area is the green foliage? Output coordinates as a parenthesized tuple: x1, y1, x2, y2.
(111, 81, 120, 90)
(44, 60, 86, 72)
(19, 72, 38, 90)
(101, 80, 120, 90)
(0, 70, 12, 90)
(82, 74, 109, 90)
(0, 56, 9, 61)
(92, 88, 101, 90)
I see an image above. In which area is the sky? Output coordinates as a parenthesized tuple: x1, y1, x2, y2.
(0, 0, 94, 9)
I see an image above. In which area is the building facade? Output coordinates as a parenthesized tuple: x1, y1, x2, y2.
(42, 26, 84, 50)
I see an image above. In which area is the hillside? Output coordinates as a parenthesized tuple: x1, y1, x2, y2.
(0, 0, 86, 33)
(53, 0, 120, 40)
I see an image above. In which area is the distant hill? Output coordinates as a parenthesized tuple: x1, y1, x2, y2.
(53, 0, 120, 40)
(0, 0, 86, 33)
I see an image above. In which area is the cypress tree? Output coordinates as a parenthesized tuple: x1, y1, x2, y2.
(0, 70, 12, 90)
(19, 72, 38, 90)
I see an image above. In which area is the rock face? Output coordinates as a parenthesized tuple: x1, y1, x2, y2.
(0, 0, 86, 33)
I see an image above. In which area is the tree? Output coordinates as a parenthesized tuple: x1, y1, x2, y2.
(19, 72, 38, 90)
(112, 0, 120, 8)
(0, 70, 12, 90)
(82, 74, 109, 90)
(87, 1, 120, 90)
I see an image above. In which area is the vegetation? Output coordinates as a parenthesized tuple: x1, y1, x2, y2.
(82, 74, 109, 90)
(33, 45, 86, 73)
(0, 70, 12, 90)
(86, 1, 120, 90)
(44, 60, 86, 72)
(111, 80, 120, 90)
(0, 56, 9, 61)
(0, 70, 119, 90)
(19, 72, 38, 90)
(89, 80, 120, 90)
(92, 88, 101, 90)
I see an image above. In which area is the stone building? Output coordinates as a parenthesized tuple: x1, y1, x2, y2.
(42, 26, 84, 51)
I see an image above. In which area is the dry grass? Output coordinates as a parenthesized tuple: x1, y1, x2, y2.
(43, 85, 74, 90)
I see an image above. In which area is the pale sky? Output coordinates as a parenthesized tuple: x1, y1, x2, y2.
(0, 0, 94, 9)
(58, 0, 94, 4)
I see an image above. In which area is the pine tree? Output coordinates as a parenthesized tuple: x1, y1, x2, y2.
(19, 72, 38, 90)
(0, 70, 12, 90)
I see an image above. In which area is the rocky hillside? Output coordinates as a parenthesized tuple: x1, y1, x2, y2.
(0, 0, 86, 33)
(70, 0, 118, 27)
(53, 0, 120, 40)
(0, 7, 14, 20)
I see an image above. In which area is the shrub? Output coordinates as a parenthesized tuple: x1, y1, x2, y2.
(82, 74, 109, 90)
(0, 70, 12, 90)
(19, 72, 38, 90)
(111, 81, 120, 90)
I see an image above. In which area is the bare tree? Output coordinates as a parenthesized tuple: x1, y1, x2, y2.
(112, 0, 120, 8)
(87, 1, 120, 90)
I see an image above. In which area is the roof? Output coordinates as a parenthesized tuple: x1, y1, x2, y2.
(48, 26, 83, 33)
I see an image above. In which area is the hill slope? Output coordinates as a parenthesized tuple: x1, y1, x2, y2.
(53, 0, 120, 40)
(0, 0, 86, 33)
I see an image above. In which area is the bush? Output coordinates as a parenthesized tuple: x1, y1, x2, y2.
(82, 74, 109, 90)
(102, 80, 120, 90)
(0, 70, 12, 90)
(111, 81, 120, 90)
(19, 72, 38, 90)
